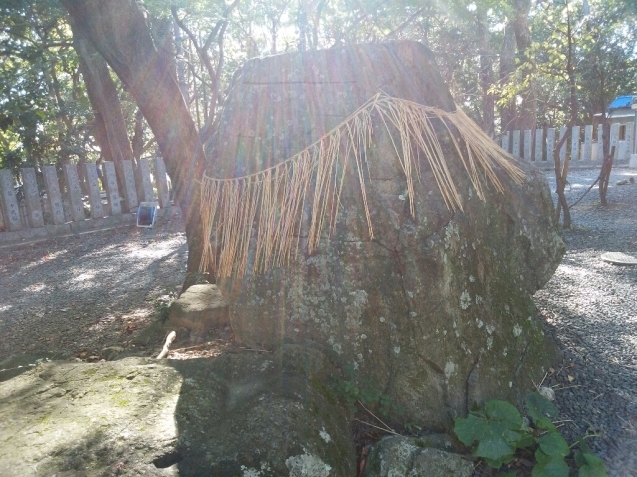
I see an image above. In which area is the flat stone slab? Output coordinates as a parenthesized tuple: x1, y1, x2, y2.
(167, 284, 229, 339)
(0, 357, 181, 476)
(600, 252, 637, 265)
(0, 346, 355, 477)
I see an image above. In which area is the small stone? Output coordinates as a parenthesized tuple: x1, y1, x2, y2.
(538, 386, 555, 401)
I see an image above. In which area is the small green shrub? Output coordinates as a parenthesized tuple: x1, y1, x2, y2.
(454, 391, 607, 477)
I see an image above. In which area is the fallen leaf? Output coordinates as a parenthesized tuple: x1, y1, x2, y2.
(549, 367, 555, 373)
(567, 375, 575, 382)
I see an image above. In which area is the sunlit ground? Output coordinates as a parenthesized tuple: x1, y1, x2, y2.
(0, 223, 187, 360)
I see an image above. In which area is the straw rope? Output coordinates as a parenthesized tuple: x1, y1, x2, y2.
(199, 92, 524, 279)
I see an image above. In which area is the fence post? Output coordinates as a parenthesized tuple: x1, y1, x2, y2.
(523, 130, 532, 161)
(512, 130, 520, 158)
(63, 164, 85, 222)
(571, 126, 580, 162)
(582, 125, 593, 161)
(546, 128, 555, 164)
(121, 160, 138, 212)
(20, 167, 44, 228)
(103, 161, 121, 216)
(597, 124, 604, 160)
(625, 122, 634, 161)
(85, 163, 104, 219)
(43, 165, 65, 225)
(610, 123, 620, 159)
(501, 131, 510, 153)
(559, 126, 567, 162)
(534, 129, 543, 162)
(153, 157, 171, 208)
(0, 169, 22, 231)
(137, 158, 155, 202)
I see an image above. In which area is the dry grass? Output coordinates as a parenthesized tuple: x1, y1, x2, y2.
(200, 92, 524, 278)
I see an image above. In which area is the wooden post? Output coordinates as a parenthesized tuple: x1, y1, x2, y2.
(85, 162, 104, 218)
(63, 164, 85, 222)
(102, 161, 122, 216)
(0, 169, 22, 231)
(20, 167, 44, 228)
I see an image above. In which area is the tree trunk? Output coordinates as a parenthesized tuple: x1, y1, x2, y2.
(553, 128, 572, 228)
(70, 15, 136, 206)
(476, 7, 494, 136)
(62, 0, 210, 289)
(599, 124, 613, 206)
(512, 0, 536, 131)
(499, 22, 516, 131)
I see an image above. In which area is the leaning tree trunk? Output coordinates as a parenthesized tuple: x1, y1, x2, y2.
(70, 16, 137, 206)
(499, 22, 517, 131)
(62, 0, 211, 289)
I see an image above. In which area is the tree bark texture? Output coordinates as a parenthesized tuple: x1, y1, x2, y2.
(62, 0, 210, 288)
(511, 0, 537, 131)
(499, 22, 516, 131)
(476, 7, 494, 136)
(70, 16, 136, 204)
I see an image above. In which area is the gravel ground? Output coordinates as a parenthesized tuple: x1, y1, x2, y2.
(0, 167, 636, 475)
(0, 216, 187, 361)
(537, 166, 637, 477)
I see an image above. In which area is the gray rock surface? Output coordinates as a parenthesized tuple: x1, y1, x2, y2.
(167, 283, 229, 341)
(209, 41, 565, 427)
(363, 436, 474, 477)
(0, 345, 355, 477)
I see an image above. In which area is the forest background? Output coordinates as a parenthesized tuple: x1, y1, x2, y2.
(0, 0, 635, 186)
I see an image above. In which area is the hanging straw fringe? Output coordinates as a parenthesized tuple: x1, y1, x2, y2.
(199, 92, 524, 279)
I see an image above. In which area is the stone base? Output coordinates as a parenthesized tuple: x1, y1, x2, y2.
(167, 284, 229, 341)
(630, 154, 637, 169)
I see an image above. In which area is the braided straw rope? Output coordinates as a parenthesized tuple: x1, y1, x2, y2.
(200, 92, 524, 278)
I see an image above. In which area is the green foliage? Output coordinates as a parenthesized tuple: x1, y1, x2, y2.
(454, 392, 608, 477)
(330, 364, 404, 418)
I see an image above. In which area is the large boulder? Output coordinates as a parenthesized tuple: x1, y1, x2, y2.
(206, 41, 564, 428)
(0, 346, 355, 476)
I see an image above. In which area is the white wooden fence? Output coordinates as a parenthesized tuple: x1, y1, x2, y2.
(499, 122, 634, 167)
(0, 158, 171, 235)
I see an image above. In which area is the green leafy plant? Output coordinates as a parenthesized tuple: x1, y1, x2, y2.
(454, 391, 608, 477)
(331, 364, 404, 418)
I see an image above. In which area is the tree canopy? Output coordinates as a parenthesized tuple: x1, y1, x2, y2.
(1, 0, 635, 279)
(2, 0, 635, 173)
